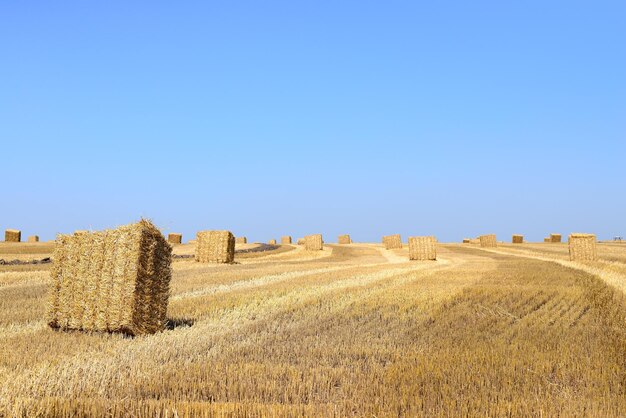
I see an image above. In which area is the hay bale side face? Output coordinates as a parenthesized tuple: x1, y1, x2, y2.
(382, 234, 402, 249)
(47, 219, 172, 335)
(168, 233, 182, 245)
(409, 236, 437, 260)
(196, 230, 235, 263)
(512, 234, 524, 244)
(27, 235, 40, 242)
(5, 229, 21, 242)
(296, 238, 305, 245)
(569, 233, 597, 261)
(304, 234, 323, 251)
(338, 234, 352, 244)
(479, 234, 497, 247)
(268, 239, 277, 245)
(551, 233, 562, 243)
(281, 236, 292, 244)
(544, 237, 551, 243)
(235, 237, 247, 244)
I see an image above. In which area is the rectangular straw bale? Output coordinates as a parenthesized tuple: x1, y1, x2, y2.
(196, 230, 235, 263)
(479, 234, 497, 247)
(512, 234, 524, 244)
(568, 233, 597, 261)
(551, 233, 562, 243)
(5, 229, 21, 242)
(47, 219, 172, 335)
(297, 238, 305, 245)
(168, 233, 182, 245)
(27, 235, 40, 242)
(409, 236, 437, 260)
(544, 237, 551, 243)
(235, 236, 247, 244)
(382, 234, 402, 249)
(338, 234, 352, 244)
(268, 239, 277, 245)
(281, 236, 292, 244)
(462, 238, 470, 243)
(304, 234, 323, 251)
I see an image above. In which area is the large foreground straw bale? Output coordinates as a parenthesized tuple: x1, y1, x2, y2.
(47, 219, 172, 335)
(512, 234, 524, 244)
(338, 234, 352, 244)
(235, 237, 247, 244)
(281, 236, 292, 244)
(304, 234, 323, 251)
(480, 234, 497, 248)
(5, 229, 21, 242)
(551, 233, 562, 243)
(569, 233, 597, 261)
(408, 236, 437, 260)
(382, 234, 402, 249)
(196, 230, 235, 263)
(27, 235, 39, 242)
(168, 233, 182, 245)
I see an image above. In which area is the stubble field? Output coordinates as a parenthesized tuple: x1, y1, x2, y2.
(1, 240, 626, 416)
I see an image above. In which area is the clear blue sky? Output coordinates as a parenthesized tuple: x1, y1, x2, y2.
(1, 1, 624, 243)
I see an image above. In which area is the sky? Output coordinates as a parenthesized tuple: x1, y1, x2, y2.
(1, 1, 624, 243)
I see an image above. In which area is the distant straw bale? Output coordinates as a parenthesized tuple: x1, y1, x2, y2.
(196, 230, 235, 263)
(268, 239, 277, 245)
(27, 235, 40, 243)
(480, 234, 497, 248)
(5, 229, 21, 242)
(304, 234, 323, 251)
(462, 238, 470, 244)
(281, 236, 292, 244)
(47, 219, 172, 335)
(297, 238, 305, 245)
(551, 233, 562, 243)
(512, 234, 524, 244)
(168, 233, 182, 245)
(235, 237, 247, 244)
(544, 238, 551, 243)
(338, 234, 352, 244)
(409, 236, 437, 261)
(569, 233, 597, 261)
(382, 234, 402, 249)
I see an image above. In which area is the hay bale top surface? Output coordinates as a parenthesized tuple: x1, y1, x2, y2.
(569, 233, 596, 238)
(5, 229, 20, 233)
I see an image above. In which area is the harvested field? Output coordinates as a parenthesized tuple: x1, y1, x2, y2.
(2, 241, 626, 416)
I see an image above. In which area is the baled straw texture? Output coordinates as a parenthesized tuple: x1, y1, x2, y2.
(480, 234, 497, 248)
(297, 238, 305, 245)
(338, 234, 352, 244)
(408, 236, 437, 260)
(5, 229, 21, 242)
(168, 233, 182, 245)
(512, 234, 524, 244)
(568, 233, 597, 261)
(281, 236, 292, 244)
(74, 230, 88, 236)
(551, 233, 562, 243)
(196, 230, 235, 263)
(268, 239, 277, 245)
(47, 219, 172, 336)
(27, 235, 39, 242)
(382, 234, 402, 249)
(235, 237, 247, 244)
(304, 234, 323, 251)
